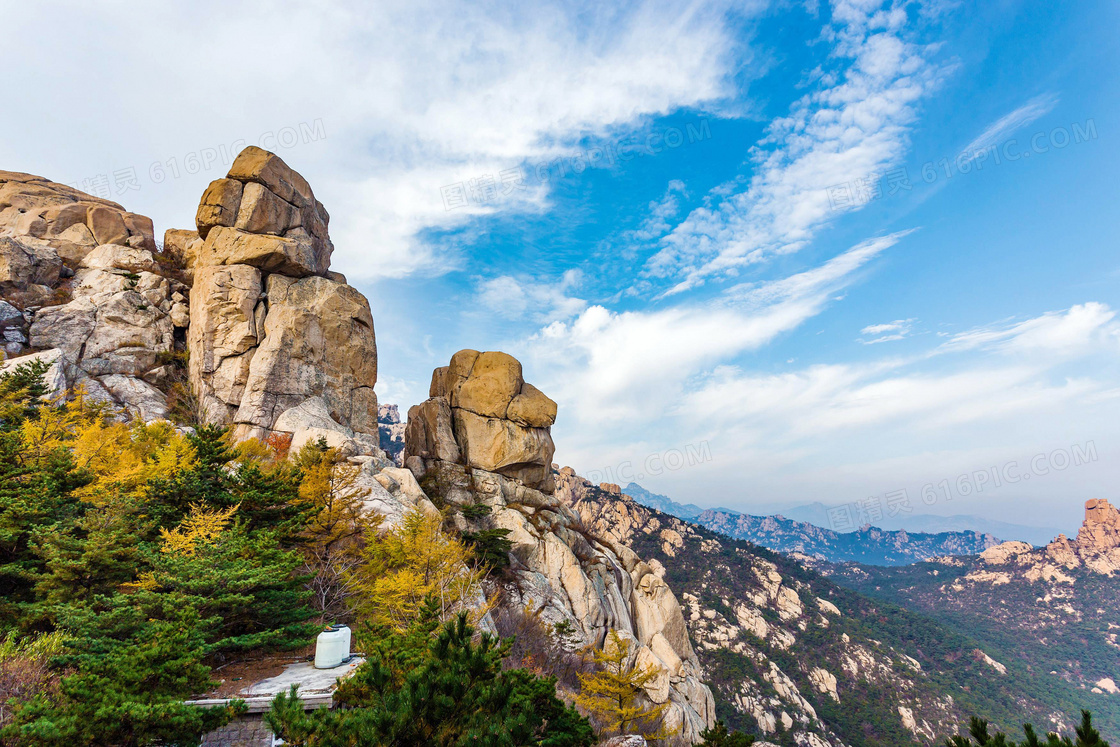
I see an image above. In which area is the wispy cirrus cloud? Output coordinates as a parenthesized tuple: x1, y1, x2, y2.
(527, 230, 909, 426)
(859, 318, 916, 344)
(959, 92, 1060, 161)
(939, 302, 1120, 357)
(641, 0, 947, 296)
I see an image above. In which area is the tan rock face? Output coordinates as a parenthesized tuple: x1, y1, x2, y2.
(454, 351, 523, 417)
(188, 265, 263, 422)
(198, 226, 328, 277)
(0, 171, 155, 253)
(192, 146, 332, 276)
(196, 178, 243, 239)
(182, 147, 379, 448)
(163, 228, 202, 273)
(28, 244, 179, 418)
(405, 349, 555, 492)
(233, 274, 378, 435)
(1, 171, 180, 415)
(417, 462, 716, 741)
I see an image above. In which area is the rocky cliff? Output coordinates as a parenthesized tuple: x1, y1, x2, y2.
(557, 481, 1120, 745)
(826, 500, 1120, 741)
(404, 351, 717, 740)
(1, 169, 180, 419)
(1, 152, 718, 742)
(181, 147, 380, 452)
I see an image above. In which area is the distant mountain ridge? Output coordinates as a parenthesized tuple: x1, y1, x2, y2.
(623, 483, 1014, 565)
(777, 501, 1060, 547)
(622, 481, 708, 519)
(622, 484, 1060, 547)
(696, 508, 1001, 566)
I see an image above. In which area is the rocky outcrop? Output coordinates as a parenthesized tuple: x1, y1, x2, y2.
(977, 499, 1120, 580)
(406, 349, 556, 492)
(27, 243, 181, 420)
(182, 147, 378, 451)
(378, 403, 406, 465)
(0, 170, 183, 418)
(405, 354, 715, 741)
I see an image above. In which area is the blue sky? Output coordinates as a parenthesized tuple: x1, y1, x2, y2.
(3, 0, 1118, 529)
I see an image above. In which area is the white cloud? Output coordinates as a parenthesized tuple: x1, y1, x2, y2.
(859, 317, 915, 343)
(477, 269, 587, 322)
(959, 92, 1060, 161)
(940, 303, 1120, 357)
(677, 304, 1120, 443)
(0, 0, 753, 281)
(538, 295, 1120, 514)
(625, 180, 689, 242)
(642, 0, 945, 294)
(527, 231, 907, 425)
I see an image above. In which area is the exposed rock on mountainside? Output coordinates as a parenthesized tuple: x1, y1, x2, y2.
(826, 500, 1120, 741)
(378, 403, 406, 464)
(181, 147, 379, 451)
(405, 353, 716, 740)
(697, 508, 1001, 566)
(559, 481, 1108, 745)
(1, 171, 180, 417)
(406, 349, 557, 492)
(969, 499, 1120, 581)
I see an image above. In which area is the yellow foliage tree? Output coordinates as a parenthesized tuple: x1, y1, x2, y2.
(575, 630, 677, 742)
(293, 445, 380, 618)
(347, 508, 484, 632)
(157, 503, 240, 557)
(19, 394, 196, 506)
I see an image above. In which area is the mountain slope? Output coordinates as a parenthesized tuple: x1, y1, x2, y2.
(823, 500, 1120, 742)
(557, 472, 1113, 746)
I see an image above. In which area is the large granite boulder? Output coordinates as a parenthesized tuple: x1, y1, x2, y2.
(26, 244, 181, 420)
(0, 170, 156, 258)
(192, 147, 332, 277)
(406, 349, 556, 492)
(184, 146, 379, 450)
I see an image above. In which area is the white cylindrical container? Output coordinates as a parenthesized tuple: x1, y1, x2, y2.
(314, 625, 351, 669)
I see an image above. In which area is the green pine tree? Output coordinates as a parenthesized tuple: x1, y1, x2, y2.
(699, 720, 757, 747)
(946, 711, 1108, 747)
(2, 608, 242, 747)
(265, 604, 595, 747)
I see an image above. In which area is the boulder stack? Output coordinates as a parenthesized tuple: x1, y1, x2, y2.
(0, 171, 181, 418)
(405, 349, 557, 492)
(403, 354, 715, 740)
(183, 147, 379, 452)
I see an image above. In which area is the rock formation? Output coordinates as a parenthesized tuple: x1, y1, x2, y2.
(378, 403, 406, 464)
(0, 170, 180, 418)
(406, 349, 557, 492)
(978, 499, 1120, 579)
(405, 351, 716, 741)
(180, 147, 379, 452)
